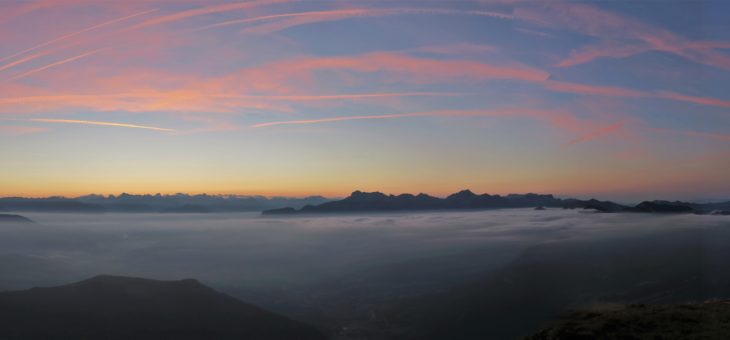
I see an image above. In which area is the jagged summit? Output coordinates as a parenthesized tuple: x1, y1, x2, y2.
(448, 189, 477, 199)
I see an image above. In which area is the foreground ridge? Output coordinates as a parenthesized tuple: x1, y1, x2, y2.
(528, 300, 730, 339)
(0, 275, 326, 340)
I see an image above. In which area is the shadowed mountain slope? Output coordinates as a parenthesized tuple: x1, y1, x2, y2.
(377, 227, 730, 339)
(0, 275, 326, 340)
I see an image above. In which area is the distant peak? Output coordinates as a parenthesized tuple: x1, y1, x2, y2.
(448, 189, 476, 199)
(80, 275, 202, 287)
(348, 191, 387, 199)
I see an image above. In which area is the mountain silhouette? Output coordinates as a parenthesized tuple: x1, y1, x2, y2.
(263, 190, 730, 215)
(0, 194, 330, 213)
(0, 275, 326, 339)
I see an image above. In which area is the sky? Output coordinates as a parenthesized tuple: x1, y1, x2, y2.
(0, 0, 729, 201)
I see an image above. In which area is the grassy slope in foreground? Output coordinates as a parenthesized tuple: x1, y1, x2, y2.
(528, 300, 730, 339)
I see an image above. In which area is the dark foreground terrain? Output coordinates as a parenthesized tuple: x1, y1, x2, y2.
(318, 227, 730, 339)
(528, 300, 730, 339)
(0, 275, 326, 340)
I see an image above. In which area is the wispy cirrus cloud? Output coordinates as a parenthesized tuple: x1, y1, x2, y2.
(0, 50, 50, 73)
(0, 90, 464, 116)
(0, 9, 156, 67)
(251, 112, 436, 128)
(544, 80, 730, 110)
(10, 48, 109, 80)
(126, 0, 298, 31)
(251, 107, 626, 146)
(562, 123, 624, 147)
(237, 52, 729, 110)
(647, 127, 730, 143)
(236, 52, 549, 89)
(544, 80, 647, 98)
(197, 8, 512, 34)
(515, 2, 730, 70)
(655, 92, 730, 109)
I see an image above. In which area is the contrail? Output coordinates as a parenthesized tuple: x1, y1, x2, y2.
(0, 9, 157, 65)
(10, 48, 108, 80)
(0, 50, 49, 73)
(197, 8, 513, 33)
(562, 123, 624, 147)
(127, 0, 297, 31)
(250, 109, 530, 128)
(28, 118, 175, 132)
(0, 92, 468, 105)
(646, 127, 730, 142)
(251, 112, 441, 128)
(214, 92, 469, 101)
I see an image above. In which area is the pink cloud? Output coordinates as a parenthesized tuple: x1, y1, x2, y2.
(237, 52, 549, 89)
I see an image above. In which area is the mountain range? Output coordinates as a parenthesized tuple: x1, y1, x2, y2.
(0, 194, 329, 213)
(263, 189, 730, 215)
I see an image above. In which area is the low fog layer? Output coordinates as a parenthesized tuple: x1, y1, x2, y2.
(1, 210, 726, 290)
(1, 210, 729, 338)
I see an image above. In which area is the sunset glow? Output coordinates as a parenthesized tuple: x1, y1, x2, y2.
(1, 0, 729, 200)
